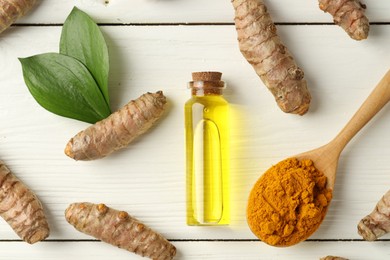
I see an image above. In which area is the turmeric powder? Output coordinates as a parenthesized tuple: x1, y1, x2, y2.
(247, 158, 332, 246)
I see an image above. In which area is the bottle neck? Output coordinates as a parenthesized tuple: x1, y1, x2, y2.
(188, 81, 225, 96)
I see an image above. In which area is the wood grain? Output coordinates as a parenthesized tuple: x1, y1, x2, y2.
(11, 0, 389, 24)
(1, 0, 390, 257)
(1, 25, 390, 242)
(0, 241, 389, 259)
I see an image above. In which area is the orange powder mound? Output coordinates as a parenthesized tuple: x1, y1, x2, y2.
(247, 158, 333, 246)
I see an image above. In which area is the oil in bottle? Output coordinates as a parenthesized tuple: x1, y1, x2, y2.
(185, 71, 230, 225)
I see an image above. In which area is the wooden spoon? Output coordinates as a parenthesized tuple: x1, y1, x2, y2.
(247, 70, 390, 247)
(296, 69, 390, 189)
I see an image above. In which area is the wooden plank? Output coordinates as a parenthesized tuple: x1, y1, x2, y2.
(13, 0, 388, 24)
(1, 25, 390, 241)
(0, 241, 389, 259)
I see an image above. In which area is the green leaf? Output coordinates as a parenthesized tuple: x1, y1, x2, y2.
(19, 53, 111, 124)
(60, 7, 110, 107)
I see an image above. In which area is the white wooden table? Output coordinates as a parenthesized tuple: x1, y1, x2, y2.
(1, 0, 390, 259)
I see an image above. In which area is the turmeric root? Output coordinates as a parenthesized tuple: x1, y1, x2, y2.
(320, 256, 349, 260)
(65, 91, 167, 160)
(319, 0, 369, 40)
(358, 190, 390, 241)
(0, 161, 50, 243)
(231, 0, 311, 115)
(0, 0, 37, 34)
(65, 202, 176, 260)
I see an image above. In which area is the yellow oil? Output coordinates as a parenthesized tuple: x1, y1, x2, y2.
(185, 94, 230, 225)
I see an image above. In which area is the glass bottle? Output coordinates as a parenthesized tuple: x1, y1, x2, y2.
(185, 71, 230, 225)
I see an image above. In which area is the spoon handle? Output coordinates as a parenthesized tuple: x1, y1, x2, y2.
(332, 70, 390, 151)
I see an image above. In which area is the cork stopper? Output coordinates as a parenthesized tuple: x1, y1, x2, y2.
(189, 71, 225, 95)
(192, 71, 222, 82)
